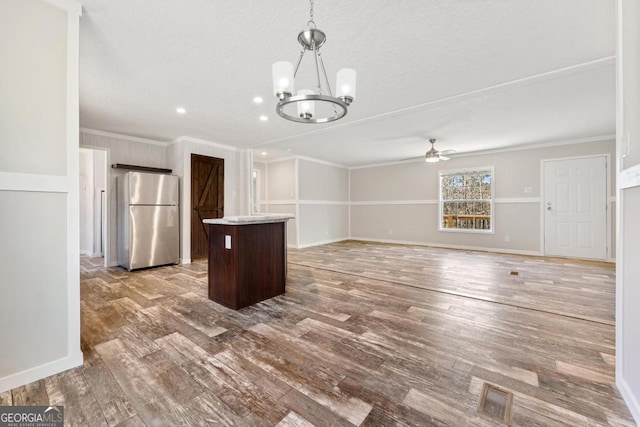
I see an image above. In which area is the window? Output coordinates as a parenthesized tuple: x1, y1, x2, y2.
(439, 167, 493, 232)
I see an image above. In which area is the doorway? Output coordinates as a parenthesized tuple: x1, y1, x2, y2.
(542, 155, 608, 260)
(191, 154, 224, 260)
(79, 147, 108, 268)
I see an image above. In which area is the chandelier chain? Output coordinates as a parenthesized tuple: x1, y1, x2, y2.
(308, 0, 315, 28)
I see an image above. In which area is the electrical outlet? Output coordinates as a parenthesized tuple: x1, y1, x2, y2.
(388, 229, 393, 235)
(504, 235, 510, 242)
(524, 186, 532, 194)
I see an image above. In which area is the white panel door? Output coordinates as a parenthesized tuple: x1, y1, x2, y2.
(544, 156, 607, 260)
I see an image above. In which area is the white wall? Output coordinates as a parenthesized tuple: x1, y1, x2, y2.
(298, 159, 349, 247)
(79, 148, 94, 254)
(166, 137, 246, 263)
(93, 149, 106, 256)
(79, 148, 107, 257)
(262, 159, 298, 246)
(80, 132, 246, 265)
(80, 130, 167, 266)
(259, 157, 349, 248)
(253, 161, 267, 213)
(616, 0, 640, 421)
(350, 139, 616, 257)
(0, 0, 82, 392)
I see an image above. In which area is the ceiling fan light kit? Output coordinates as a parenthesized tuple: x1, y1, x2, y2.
(424, 138, 450, 163)
(272, 0, 356, 124)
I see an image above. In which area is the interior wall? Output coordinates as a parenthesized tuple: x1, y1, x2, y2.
(93, 149, 107, 256)
(260, 158, 350, 248)
(254, 161, 267, 213)
(167, 137, 244, 264)
(266, 159, 296, 201)
(0, 0, 82, 392)
(80, 131, 167, 266)
(262, 159, 297, 246)
(617, 0, 640, 421)
(350, 139, 616, 256)
(297, 159, 349, 247)
(79, 148, 94, 254)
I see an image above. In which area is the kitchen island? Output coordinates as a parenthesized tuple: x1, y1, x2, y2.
(203, 214, 293, 310)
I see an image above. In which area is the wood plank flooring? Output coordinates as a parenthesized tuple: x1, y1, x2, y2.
(3, 241, 634, 426)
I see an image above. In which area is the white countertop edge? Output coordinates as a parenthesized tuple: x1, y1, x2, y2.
(203, 214, 294, 225)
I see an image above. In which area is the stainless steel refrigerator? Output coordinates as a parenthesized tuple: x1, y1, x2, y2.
(117, 171, 179, 270)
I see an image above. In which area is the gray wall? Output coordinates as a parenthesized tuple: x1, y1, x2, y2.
(0, 0, 82, 391)
(618, 0, 640, 421)
(350, 139, 616, 256)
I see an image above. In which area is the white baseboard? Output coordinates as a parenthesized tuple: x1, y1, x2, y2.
(617, 374, 640, 424)
(180, 258, 192, 265)
(296, 237, 349, 249)
(90, 252, 103, 258)
(79, 249, 91, 256)
(348, 237, 542, 257)
(0, 352, 83, 394)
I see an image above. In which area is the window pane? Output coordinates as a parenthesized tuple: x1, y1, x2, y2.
(439, 168, 493, 232)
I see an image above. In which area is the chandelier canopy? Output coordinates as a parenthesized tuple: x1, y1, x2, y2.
(272, 0, 356, 124)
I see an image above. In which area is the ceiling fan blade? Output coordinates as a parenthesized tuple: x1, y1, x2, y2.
(440, 155, 451, 161)
(440, 149, 456, 155)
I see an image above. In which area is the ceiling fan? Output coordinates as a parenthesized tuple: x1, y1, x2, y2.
(401, 138, 455, 163)
(425, 138, 454, 162)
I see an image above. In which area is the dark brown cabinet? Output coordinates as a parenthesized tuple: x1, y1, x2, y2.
(207, 221, 287, 310)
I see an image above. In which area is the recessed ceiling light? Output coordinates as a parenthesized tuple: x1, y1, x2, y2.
(259, 115, 268, 121)
(261, 152, 267, 156)
(176, 107, 186, 114)
(286, 148, 293, 152)
(253, 96, 264, 104)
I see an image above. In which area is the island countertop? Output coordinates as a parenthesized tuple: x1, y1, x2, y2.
(203, 214, 294, 225)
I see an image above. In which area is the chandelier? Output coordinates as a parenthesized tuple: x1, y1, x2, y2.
(271, 0, 356, 123)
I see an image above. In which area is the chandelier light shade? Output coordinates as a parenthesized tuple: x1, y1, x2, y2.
(272, 61, 295, 99)
(336, 68, 357, 103)
(272, 0, 356, 123)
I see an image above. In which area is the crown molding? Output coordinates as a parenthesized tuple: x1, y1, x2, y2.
(258, 154, 347, 168)
(80, 128, 169, 147)
(171, 136, 240, 152)
(451, 134, 615, 159)
(349, 134, 615, 170)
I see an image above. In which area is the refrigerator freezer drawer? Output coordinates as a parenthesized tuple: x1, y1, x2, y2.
(129, 205, 179, 270)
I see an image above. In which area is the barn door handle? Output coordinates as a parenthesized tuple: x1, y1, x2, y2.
(546, 201, 552, 211)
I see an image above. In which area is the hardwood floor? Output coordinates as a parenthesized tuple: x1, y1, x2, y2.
(1, 241, 634, 426)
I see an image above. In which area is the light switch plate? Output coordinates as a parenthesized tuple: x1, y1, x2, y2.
(225, 235, 231, 249)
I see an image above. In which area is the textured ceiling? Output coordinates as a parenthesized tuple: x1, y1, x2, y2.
(79, 0, 615, 166)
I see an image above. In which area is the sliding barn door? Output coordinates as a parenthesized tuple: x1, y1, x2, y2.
(191, 154, 224, 260)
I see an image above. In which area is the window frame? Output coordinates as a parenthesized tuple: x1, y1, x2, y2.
(438, 166, 495, 234)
